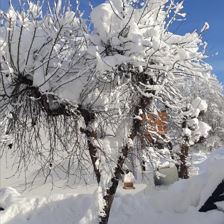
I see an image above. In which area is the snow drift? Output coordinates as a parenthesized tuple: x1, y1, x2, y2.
(1, 149, 224, 224)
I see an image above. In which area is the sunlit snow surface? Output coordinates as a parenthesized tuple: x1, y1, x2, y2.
(1, 149, 224, 224)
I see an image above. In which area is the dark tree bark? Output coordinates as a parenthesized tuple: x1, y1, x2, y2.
(78, 104, 129, 224)
(78, 106, 101, 184)
(178, 143, 189, 179)
(98, 96, 152, 224)
(178, 119, 190, 179)
(5, 74, 77, 135)
(99, 143, 131, 224)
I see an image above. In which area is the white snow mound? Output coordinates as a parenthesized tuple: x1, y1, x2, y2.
(0, 187, 21, 209)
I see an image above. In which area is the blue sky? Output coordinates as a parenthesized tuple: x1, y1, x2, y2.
(173, 0, 224, 83)
(0, 0, 223, 83)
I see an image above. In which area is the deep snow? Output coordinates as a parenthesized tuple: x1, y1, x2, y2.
(1, 149, 224, 224)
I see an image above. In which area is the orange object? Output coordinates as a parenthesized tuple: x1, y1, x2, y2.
(142, 111, 168, 142)
(123, 182, 135, 189)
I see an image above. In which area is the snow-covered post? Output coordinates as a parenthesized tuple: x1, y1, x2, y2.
(123, 170, 135, 189)
(179, 97, 211, 179)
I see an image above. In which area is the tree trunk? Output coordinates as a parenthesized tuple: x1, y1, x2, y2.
(99, 141, 133, 224)
(79, 96, 152, 224)
(178, 119, 190, 179)
(98, 97, 152, 224)
(78, 105, 122, 224)
(178, 143, 189, 179)
(79, 106, 101, 184)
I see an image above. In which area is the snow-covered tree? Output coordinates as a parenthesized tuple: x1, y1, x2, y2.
(0, 1, 91, 183)
(178, 97, 211, 179)
(182, 75, 224, 151)
(171, 72, 224, 178)
(86, 0, 213, 222)
(0, 1, 219, 223)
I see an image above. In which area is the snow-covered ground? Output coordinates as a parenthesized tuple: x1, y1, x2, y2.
(1, 149, 224, 224)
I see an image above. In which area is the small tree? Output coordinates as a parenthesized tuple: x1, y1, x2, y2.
(0, 0, 90, 184)
(172, 73, 224, 177)
(178, 97, 211, 179)
(87, 0, 212, 222)
(183, 75, 224, 151)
